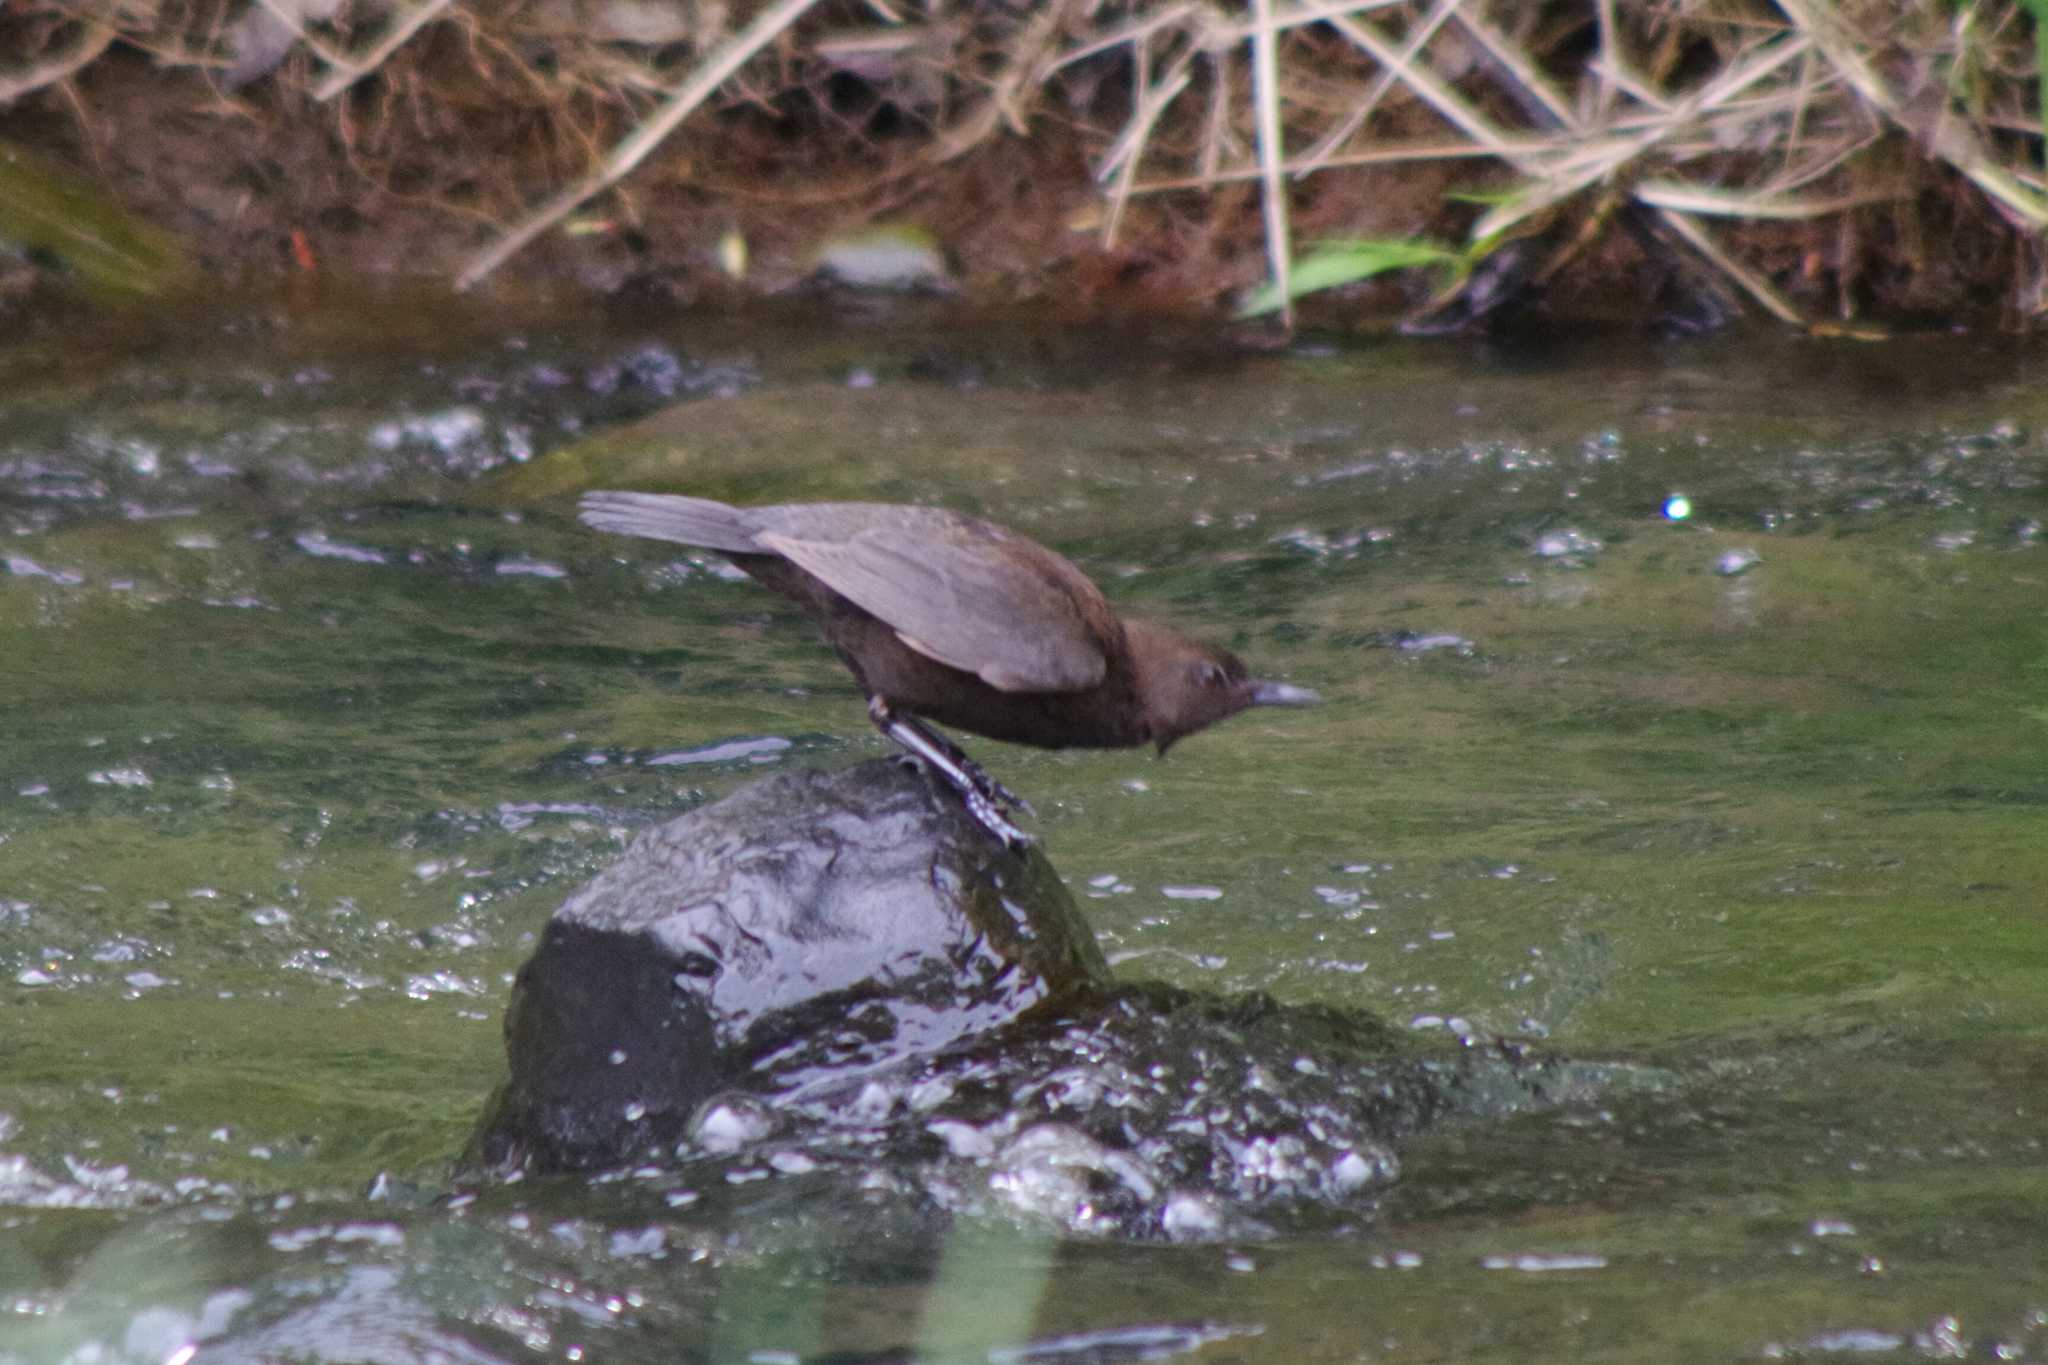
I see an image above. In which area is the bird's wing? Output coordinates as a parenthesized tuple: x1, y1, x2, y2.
(758, 522, 1110, 693)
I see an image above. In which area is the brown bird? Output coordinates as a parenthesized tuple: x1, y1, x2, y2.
(578, 492, 1320, 847)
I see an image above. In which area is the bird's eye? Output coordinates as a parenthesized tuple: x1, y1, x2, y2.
(1193, 660, 1227, 689)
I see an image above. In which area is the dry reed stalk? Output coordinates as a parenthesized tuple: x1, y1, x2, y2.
(0, 17, 114, 102)
(1777, 0, 2048, 228)
(311, 0, 456, 101)
(455, 0, 829, 289)
(1100, 45, 1197, 248)
(8, 0, 2048, 317)
(1081, 1, 2048, 325)
(1251, 0, 1294, 326)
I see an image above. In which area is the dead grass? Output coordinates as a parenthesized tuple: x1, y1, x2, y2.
(4, 1, 2047, 326)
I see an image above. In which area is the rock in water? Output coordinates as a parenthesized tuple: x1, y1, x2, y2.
(467, 759, 1105, 1174)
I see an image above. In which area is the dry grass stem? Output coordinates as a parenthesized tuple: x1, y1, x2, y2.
(1449, 7, 1579, 133)
(456, 0, 830, 289)
(1100, 44, 1198, 246)
(8, 0, 2048, 320)
(1297, 0, 1467, 171)
(311, 0, 456, 101)
(1252, 0, 1294, 327)
(1652, 207, 1803, 324)
(0, 19, 113, 102)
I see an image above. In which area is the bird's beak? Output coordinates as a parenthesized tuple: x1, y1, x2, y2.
(1248, 679, 1321, 707)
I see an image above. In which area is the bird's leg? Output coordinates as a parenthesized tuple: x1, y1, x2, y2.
(867, 698, 1035, 815)
(901, 715, 1035, 818)
(867, 697, 1035, 848)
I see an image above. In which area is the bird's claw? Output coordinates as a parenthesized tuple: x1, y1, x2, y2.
(958, 754, 1035, 819)
(894, 750, 1034, 848)
(961, 784, 1035, 849)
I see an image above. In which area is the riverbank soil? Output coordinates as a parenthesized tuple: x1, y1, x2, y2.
(3, 4, 2045, 329)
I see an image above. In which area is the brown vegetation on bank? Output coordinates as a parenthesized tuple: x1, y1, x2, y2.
(4, 1, 2048, 330)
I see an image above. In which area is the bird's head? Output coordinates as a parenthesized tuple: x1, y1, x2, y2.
(1123, 619, 1321, 755)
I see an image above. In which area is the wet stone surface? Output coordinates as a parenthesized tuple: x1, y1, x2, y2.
(468, 758, 1106, 1174)
(468, 759, 1522, 1235)
(708, 979, 1534, 1240)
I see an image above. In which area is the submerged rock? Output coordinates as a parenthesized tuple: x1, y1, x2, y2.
(467, 758, 1546, 1235)
(882, 981, 1483, 1236)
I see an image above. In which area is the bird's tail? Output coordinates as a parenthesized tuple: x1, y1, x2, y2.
(578, 491, 761, 552)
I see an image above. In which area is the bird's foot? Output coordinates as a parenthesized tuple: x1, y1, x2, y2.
(892, 750, 1034, 849)
(956, 752, 1035, 819)
(958, 781, 1034, 849)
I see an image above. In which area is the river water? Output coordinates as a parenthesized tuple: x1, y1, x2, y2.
(3, 307, 2045, 1362)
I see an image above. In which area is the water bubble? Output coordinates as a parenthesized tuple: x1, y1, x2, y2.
(1715, 548, 1761, 576)
(1533, 529, 1602, 560)
(1802, 1330, 1902, 1353)
(692, 1097, 776, 1153)
(4, 556, 85, 584)
(330, 1222, 404, 1247)
(293, 531, 387, 565)
(848, 1080, 897, 1124)
(609, 1226, 666, 1258)
(1329, 1149, 1387, 1192)
(1480, 1252, 1607, 1272)
(403, 971, 481, 1000)
(648, 736, 792, 766)
(494, 556, 568, 579)
(1160, 1192, 1225, 1240)
(184, 453, 241, 479)
(367, 406, 488, 456)
(1393, 632, 1473, 655)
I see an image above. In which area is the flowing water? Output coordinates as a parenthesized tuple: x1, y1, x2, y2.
(3, 306, 2046, 1362)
